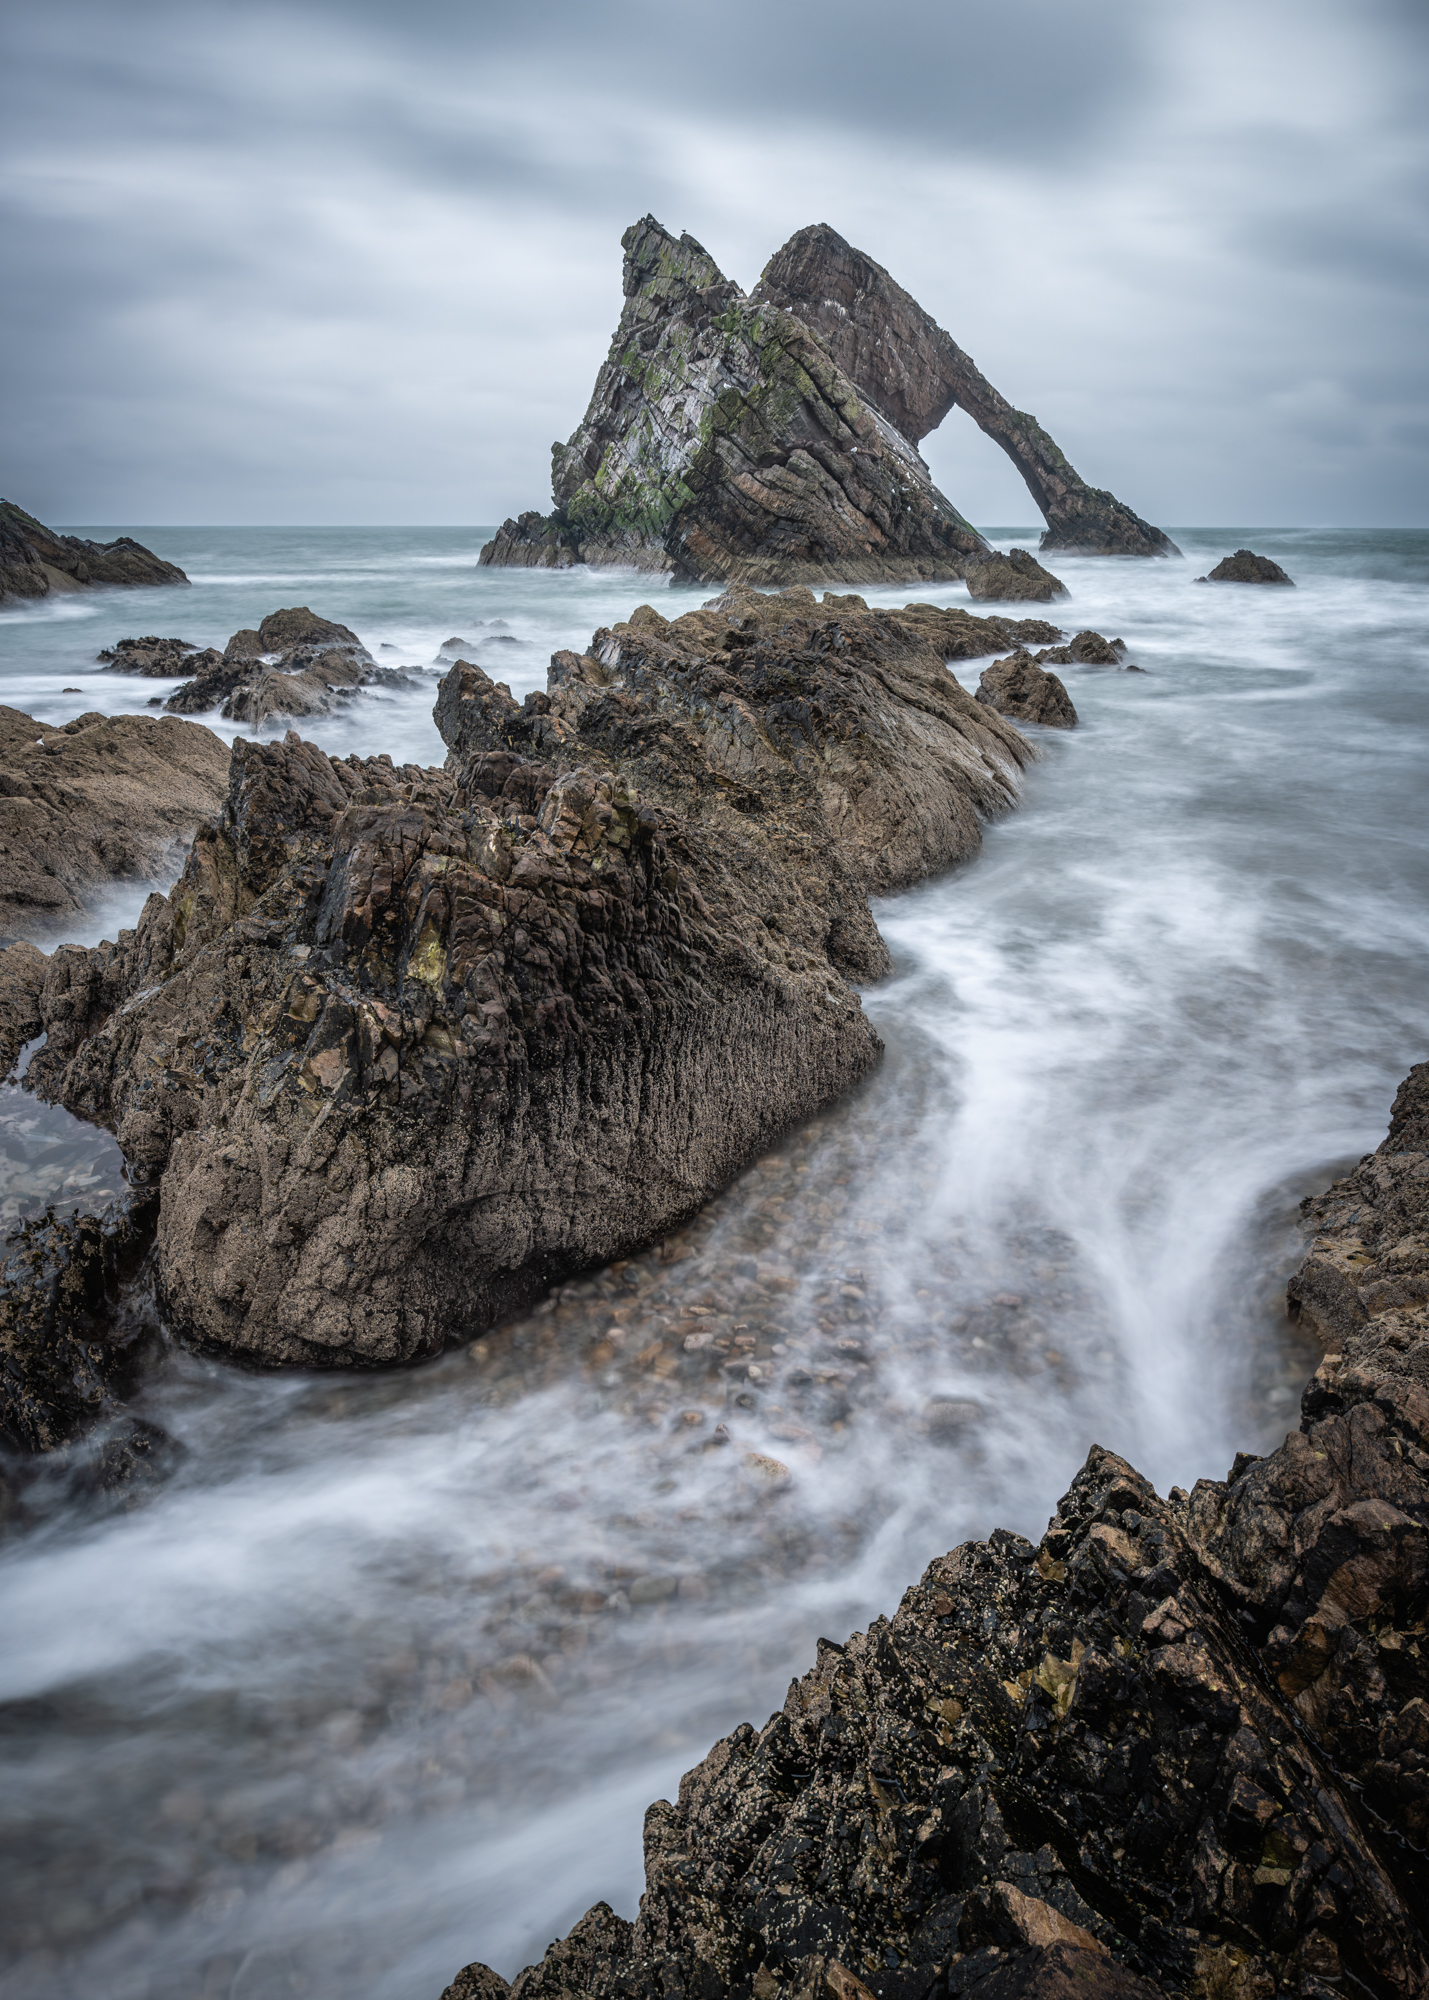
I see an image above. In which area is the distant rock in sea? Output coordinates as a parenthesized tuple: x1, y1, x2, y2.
(0, 500, 188, 603)
(1195, 549, 1295, 584)
(480, 216, 1177, 586)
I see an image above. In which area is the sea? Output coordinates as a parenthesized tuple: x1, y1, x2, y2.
(0, 526, 1425, 2000)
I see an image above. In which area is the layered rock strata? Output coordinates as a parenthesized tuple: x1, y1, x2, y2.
(1195, 553, 1295, 586)
(0, 500, 188, 602)
(1, 587, 1033, 1372)
(0, 705, 231, 937)
(444, 1062, 1429, 2000)
(755, 227, 1179, 561)
(480, 218, 990, 587)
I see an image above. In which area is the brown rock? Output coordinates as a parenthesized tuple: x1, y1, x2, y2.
(97, 636, 203, 677)
(975, 652, 1078, 728)
(0, 499, 188, 602)
(0, 705, 231, 935)
(1194, 551, 1295, 585)
(963, 549, 1069, 604)
(440, 1963, 509, 2000)
(20, 589, 1033, 1369)
(754, 225, 1180, 559)
(451, 1064, 1429, 2000)
(481, 217, 988, 587)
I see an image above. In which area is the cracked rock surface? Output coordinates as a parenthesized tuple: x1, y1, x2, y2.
(0, 587, 1032, 1373)
(443, 1063, 1429, 2000)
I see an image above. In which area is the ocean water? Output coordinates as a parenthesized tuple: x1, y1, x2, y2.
(0, 527, 1426, 1999)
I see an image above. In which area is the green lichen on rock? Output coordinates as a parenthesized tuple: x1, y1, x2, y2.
(481, 217, 988, 585)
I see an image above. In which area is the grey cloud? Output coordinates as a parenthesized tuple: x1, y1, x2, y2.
(1, 0, 1426, 527)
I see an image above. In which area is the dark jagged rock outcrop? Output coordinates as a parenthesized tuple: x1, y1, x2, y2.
(976, 654, 1079, 730)
(752, 226, 1179, 561)
(444, 1062, 1429, 2000)
(0, 705, 231, 936)
(0, 500, 188, 603)
(132, 606, 410, 725)
(0, 588, 1032, 1370)
(1194, 553, 1295, 587)
(480, 218, 990, 587)
(0, 1190, 158, 1453)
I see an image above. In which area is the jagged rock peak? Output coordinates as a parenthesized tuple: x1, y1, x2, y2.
(755, 223, 1180, 560)
(480, 217, 988, 588)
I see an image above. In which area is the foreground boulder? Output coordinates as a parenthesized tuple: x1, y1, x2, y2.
(1194, 552, 1295, 586)
(1, 587, 1031, 1369)
(0, 500, 188, 602)
(975, 653, 1078, 729)
(0, 706, 231, 936)
(756, 226, 1179, 560)
(962, 550, 1067, 604)
(480, 217, 990, 586)
(444, 1062, 1429, 2000)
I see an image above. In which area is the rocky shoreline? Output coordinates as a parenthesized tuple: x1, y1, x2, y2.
(442, 1060, 1429, 2000)
(0, 585, 1112, 1454)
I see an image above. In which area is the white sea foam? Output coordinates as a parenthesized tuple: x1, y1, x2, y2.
(0, 527, 1425, 1999)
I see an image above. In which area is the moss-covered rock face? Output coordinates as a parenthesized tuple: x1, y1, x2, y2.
(480, 217, 988, 586)
(755, 225, 1180, 560)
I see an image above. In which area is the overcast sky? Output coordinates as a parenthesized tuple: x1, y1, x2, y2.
(3, 0, 1425, 529)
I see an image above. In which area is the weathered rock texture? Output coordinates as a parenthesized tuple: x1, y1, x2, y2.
(0, 500, 188, 602)
(447, 1062, 1429, 2000)
(0, 1192, 157, 1453)
(962, 551, 1067, 605)
(1194, 553, 1295, 587)
(755, 228, 1179, 561)
(480, 218, 990, 587)
(1, 588, 1032, 1372)
(0, 706, 231, 937)
(976, 655, 1079, 730)
(98, 636, 202, 677)
(148, 606, 405, 726)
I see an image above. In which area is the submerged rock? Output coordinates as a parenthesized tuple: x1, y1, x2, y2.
(0, 705, 231, 936)
(755, 225, 1179, 561)
(480, 216, 989, 588)
(2, 589, 1032, 1369)
(0, 499, 189, 603)
(443, 1061, 1429, 2000)
(1194, 551, 1295, 586)
(975, 653, 1078, 729)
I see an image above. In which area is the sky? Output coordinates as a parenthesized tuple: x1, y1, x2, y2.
(2, 0, 1426, 530)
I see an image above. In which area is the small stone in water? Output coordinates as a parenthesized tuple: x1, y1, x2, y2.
(739, 1451, 791, 1488)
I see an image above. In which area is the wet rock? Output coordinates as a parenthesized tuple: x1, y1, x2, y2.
(18, 590, 1033, 1369)
(440, 1964, 509, 2000)
(480, 216, 988, 588)
(975, 653, 1078, 729)
(97, 636, 204, 677)
(0, 1188, 158, 1452)
(0, 939, 46, 1075)
(459, 1067, 1429, 2000)
(962, 550, 1068, 605)
(1194, 551, 1295, 586)
(754, 225, 1179, 561)
(1067, 631, 1128, 665)
(0, 704, 231, 934)
(0, 499, 188, 604)
(161, 606, 401, 725)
